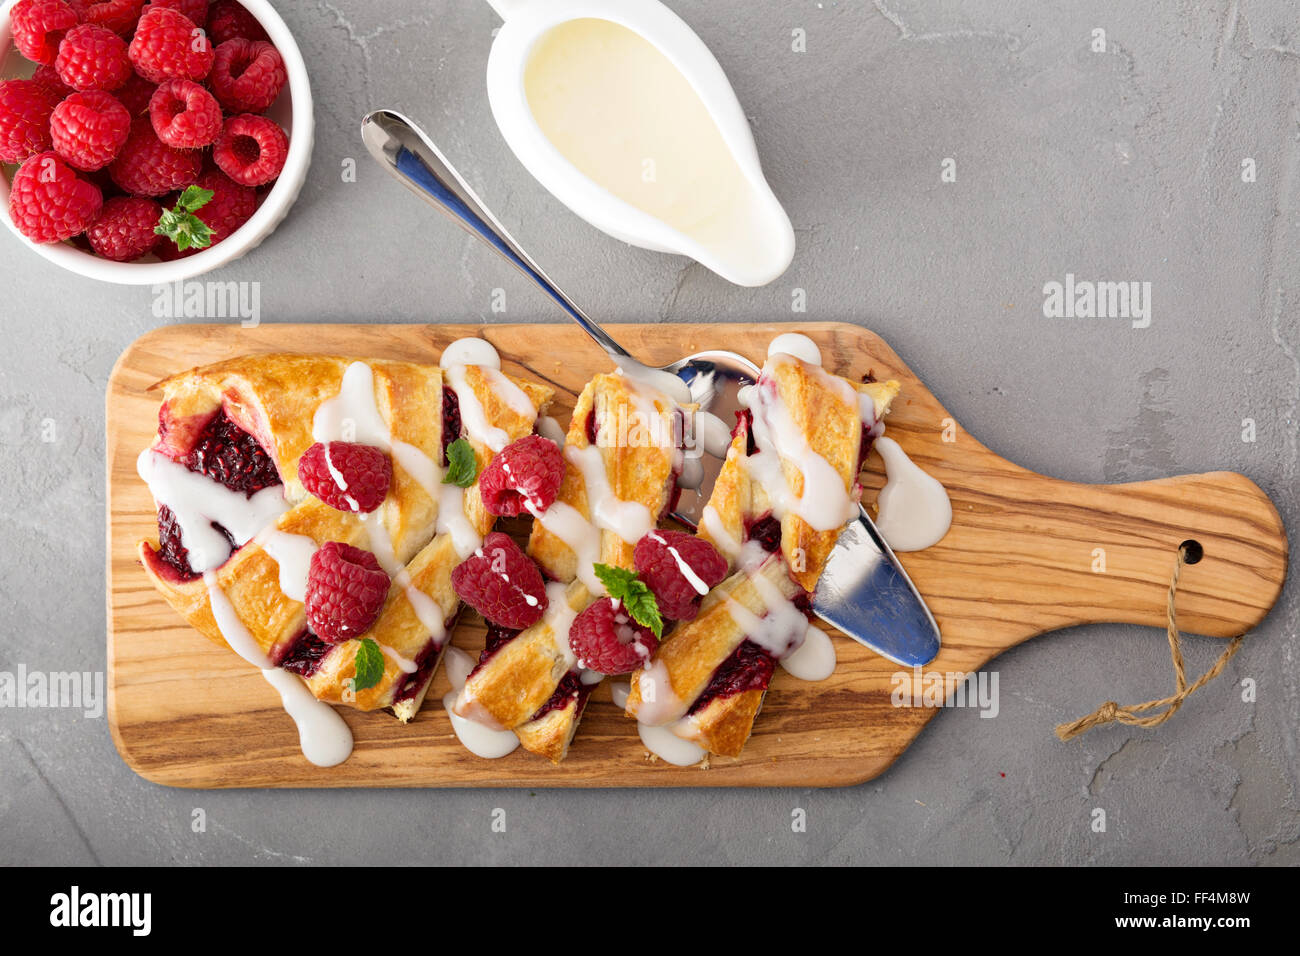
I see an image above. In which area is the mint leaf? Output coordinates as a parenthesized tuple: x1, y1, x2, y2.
(352, 638, 384, 691)
(442, 437, 478, 488)
(155, 186, 216, 251)
(593, 563, 663, 638)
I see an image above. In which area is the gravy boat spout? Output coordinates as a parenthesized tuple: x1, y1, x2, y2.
(485, 0, 795, 287)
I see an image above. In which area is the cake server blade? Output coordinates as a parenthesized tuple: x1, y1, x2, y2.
(813, 507, 942, 667)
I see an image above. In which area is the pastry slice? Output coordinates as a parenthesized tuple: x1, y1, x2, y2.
(456, 372, 692, 761)
(627, 347, 899, 757)
(137, 349, 553, 721)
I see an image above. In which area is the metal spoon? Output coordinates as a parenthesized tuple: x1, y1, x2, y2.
(359, 108, 940, 666)
(359, 108, 750, 524)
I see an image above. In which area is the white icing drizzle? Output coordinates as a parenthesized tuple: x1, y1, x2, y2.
(483, 366, 536, 418)
(322, 444, 360, 511)
(360, 511, 446, 645)
(649, 531, 709, 595)
(537, 415, 566, 447)
(872, 436, 953, 551)
(639, 721, 707, 766)
(380, 643, 419, 674)
(543, 581, 580, 670)
(566, 443, 654, 544)
(526, 498, 605, 595)
(436, 481, 483, 561)
(256, 529, 317, 603)
(444, 363, 510, 453)
(633, 657, 690, 725)
(740, 355, 858, 533)
(613, 357, 693, 406)
(610, 680, 632, 710)
(440, 337, 502, 370)
(780, 623, 836, 681)
(442, 645, 520, 758)
(204, 573, 353, 767)
(694, 410, 733, 458)
(137, 449, 289, 573)
(699, 504, 743, 561)
(767, 332, 822, 367)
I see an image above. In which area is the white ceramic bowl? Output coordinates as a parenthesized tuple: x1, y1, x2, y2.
(0, 0, 312, 284)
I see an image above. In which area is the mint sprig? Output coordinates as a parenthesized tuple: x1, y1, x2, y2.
(155, 185, 215, 251)
(352, 638, 384, 691)
(593, 563, 663, 638)
(442, 437, 478, 488)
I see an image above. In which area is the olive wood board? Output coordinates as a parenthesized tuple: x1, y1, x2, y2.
(105, 322, 1289, 788)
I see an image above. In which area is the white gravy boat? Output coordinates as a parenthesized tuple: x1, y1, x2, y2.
(484, 0, 795, 286)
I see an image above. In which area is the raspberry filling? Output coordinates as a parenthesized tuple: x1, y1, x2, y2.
(154, 408, 281, 578)
(584, 408, 599, 445)
(392, 608, 462, 705)
(441, 386, 462, 466)
(530, 669, 595, 722)
(467, 621, 520, 680)
(278, 629, 331, 677)
(688, 640, 776, 714)
(744, 514, 782, 554)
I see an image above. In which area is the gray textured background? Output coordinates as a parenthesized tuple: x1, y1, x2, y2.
(2, 0, 1297, 865)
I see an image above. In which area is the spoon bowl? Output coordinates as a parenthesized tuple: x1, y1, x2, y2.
(359, 108, 760, 523)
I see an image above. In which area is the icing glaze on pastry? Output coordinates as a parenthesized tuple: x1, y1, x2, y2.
(779, 624, 836, 681)
(137, 449, 289, 573)
(872, 436, 952, 551)
(767, 332, 822, 367)
(361, 511, 447, 645)
(537, 414, 566, 447)
(525, 498, 604, 594)
(440, 337, 502, 370)
(256, 529, 317, 603)
(565, 443, 655, 546)
(441, 646, 520, 758)
(204, 572, 354, 767)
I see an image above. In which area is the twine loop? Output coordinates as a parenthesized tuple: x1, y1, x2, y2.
(1055, 543, 1245, 741)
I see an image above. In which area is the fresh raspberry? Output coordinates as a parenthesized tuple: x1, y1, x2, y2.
(85, 194, 160, 260)
(50, 90, 130, 170)
(633, 530, 728, 621)
(148, 78, 221, 147)
(207, 0, 266, 44)
(83, 0, 144, 35)
(114, 72, 156, 115)
(478, 435, 564, 518)
(145, 0, 208, 27)
(128, 6, 214, 83)
(450, 532, 548, 630)
(109, 116, 202, 195)
(0, 80, 61, 163)
(297, 441, 392, 513)
(211, 112, 286, 186)
(207, 38, 285, 113)
(304, 542, 390, 644)
(10, 0, 80, 66)
(568, 597, 658, 675)
(54, 23, 132, 91)
(30, 64, 72, 99)
(8, 151, 103, 242)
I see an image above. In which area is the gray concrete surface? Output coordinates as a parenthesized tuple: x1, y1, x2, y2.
(1, 0, 1297, 866)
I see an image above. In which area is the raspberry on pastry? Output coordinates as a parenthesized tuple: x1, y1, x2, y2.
(568, 597, 658, 675)
(450, 532, 548, 630)
(298, 441, 392, 514)
(633, 529, 727, 621)
(305, 542, 390, 644)
(478, 434, 564, 517)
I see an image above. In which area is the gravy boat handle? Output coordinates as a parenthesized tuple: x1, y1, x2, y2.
(359, 108, 633, 363)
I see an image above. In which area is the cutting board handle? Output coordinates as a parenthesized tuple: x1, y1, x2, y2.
(938, 469, 1289, 641)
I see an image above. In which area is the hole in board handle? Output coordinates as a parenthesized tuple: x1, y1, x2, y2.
(1179, 539, 1203, 565)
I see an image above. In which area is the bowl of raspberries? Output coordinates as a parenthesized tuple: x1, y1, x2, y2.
(0, 0, 311, 283)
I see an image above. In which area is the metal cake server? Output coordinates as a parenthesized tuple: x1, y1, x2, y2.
(359, 108, 941, 667)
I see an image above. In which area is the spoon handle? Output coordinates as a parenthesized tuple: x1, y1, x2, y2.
(360, 109, 632, 361)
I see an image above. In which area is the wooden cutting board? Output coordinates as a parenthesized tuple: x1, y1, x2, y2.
(106, 322, 1288, 788)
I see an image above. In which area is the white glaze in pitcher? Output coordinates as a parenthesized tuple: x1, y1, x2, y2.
(485, 0, 795, 287)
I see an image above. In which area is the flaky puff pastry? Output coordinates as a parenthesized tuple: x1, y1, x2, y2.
(137, 353, 552, 717)
(458, 373, 692, 761)
(700, 357, 899, 592)
(633, 357, 900, 757)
